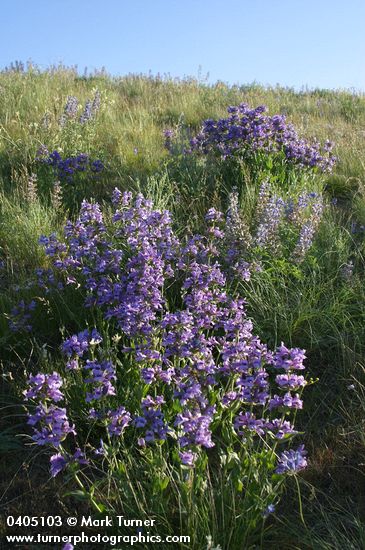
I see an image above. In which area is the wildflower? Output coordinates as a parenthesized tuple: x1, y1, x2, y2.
(50, 453, 68, 477)
(188, 103, 336, 172)
(225, 187, 252, 254)
(163, 128, 175, 151)
(26, 173, 38, 203)
(8, 300, 36, 332)
(24, 372, 64, 402)
(28, 404, 76, 446)
(268, 418, 297, 439)
(60, 96, 78, 125)
(34, 189, 308, 476)
(293, 195, 323, 262)
(275, 374, 307, 389)
(175, 407, 215, 449)
(35, 144, 49, 160)
(234, 412, 266, 436)
(255, 196, 285, 251)
(179, 450, 198, 467)
(51, 180, 63, 209)
(269, 393, 303, 410)
(205, 208, 223, 222)
(262, 504, 275, 517)
(79, 99, 92, 124)
(94, 439, 106, 455)
(276, 445, 307, 474)
(84, 360, 116, 402)
(62, 330, 91, 358)
(135, 396, 170, 443)
(91, 89, 101, 115)
(273, 344, 306, 370)
(36, 150, 104, 183)
(107, 407, 132, 437)
(62, 329, 101, 359)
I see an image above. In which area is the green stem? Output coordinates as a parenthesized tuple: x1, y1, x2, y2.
(74, 472, 103, 514)
(295, 475, 306, 527)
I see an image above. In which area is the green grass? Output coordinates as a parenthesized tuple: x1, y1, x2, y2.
(1, 66, 365, 549)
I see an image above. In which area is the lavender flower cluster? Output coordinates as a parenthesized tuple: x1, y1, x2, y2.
(185, 103, 336, 172)
(59, 90, 101, 126)
(36, 147, 104, 183)
(24, 371, 76, 448)
(79, 90, 101, 124)
(22, 190, 308, 484)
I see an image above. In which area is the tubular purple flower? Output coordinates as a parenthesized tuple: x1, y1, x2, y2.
(50, 453, 68, 477)
(84, 360, 116, 402)
(179, 450, 198, 467)
(28, 404, 76, 447)
(24, 372, 64, 402)
(276, 445, 308, 474)
(107, 407, 132, 436)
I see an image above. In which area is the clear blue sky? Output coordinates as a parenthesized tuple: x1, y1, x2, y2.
(1, 0, 364, 90)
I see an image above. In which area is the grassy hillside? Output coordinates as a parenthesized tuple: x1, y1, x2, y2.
(1, 66, 364, 188)
(1, 65, 365, 549)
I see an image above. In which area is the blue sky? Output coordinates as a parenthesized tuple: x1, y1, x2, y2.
(1, 0, 364, 90)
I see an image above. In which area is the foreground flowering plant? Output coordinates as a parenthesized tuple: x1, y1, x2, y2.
(23, 190, 309, 522)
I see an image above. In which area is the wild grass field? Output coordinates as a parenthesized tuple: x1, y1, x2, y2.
(1, 64, 365, 550)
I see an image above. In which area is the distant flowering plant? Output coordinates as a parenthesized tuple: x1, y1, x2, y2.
(22, 190, 309, 525)
(182, 103, 337, 172)
(34, 146, 106, 209)
(8, 299, 36, 333)
(59, 96, 79, 126)
(36, 147, 104, 184)
(59, 90, 101, 126)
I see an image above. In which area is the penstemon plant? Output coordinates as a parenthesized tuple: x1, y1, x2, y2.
(21, 190, 309, 545)
(185, 103, 336, 173)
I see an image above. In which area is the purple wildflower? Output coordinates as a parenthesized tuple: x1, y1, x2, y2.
(8, 299, 36, 333)
(84, 360, 116, 402)
(263, 504, 275, 518)
(276, 445, 308, 474)
(28, 404, 76, 447)
(179, 450, 198, 467)
(24, 372, 64, 402)
(275, 374, 307, 389)
(107, 407, 132, 437)
(50, 453, 68, 477)
(135, 396, 170, 443)
(62, 329, 102, 361)
(188, 103, 336, 172)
